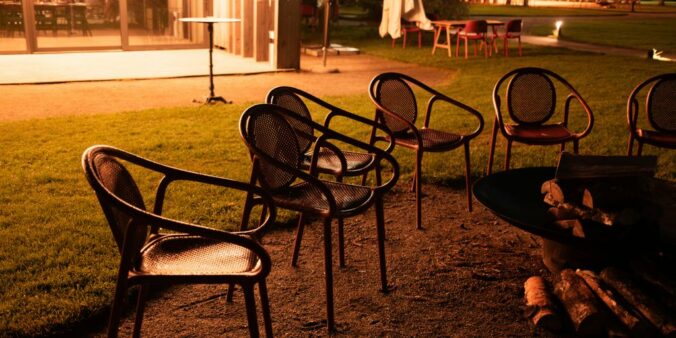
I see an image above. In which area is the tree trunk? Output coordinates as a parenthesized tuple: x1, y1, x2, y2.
(554, 269, 605, 335)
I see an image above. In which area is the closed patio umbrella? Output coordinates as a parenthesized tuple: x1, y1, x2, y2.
(379, 0, 433, 40)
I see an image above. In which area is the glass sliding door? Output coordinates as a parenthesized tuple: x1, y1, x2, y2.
(35, 0, 121, 50)
(0, 1, 28, 52)
(127, 0, 206, 47)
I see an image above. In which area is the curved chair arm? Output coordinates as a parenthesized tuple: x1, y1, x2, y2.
(323, 109, 396, 154)
(424, 94, 484, 139)
(308, 138, 349, 177)
(627, 97, 640, 135)
(563, 92, 594, 139)
(266, 86, 339, 113)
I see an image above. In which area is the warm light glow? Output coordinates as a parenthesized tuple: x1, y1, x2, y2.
(553, 20, 564, 38)
(555, 21, 563, 30)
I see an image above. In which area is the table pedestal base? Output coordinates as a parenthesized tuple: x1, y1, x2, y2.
(542, 239, 615, 273)
(206, 96, 230, 104)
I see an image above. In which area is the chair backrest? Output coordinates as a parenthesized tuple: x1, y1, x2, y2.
(83, 147, 148, 260)
(505, 69, 557, 125)
(372, 74, 418, 134)
(267, 88, 315, 153)
(646, 75, 676, 132)
(506, 19, 522, 33)
(464, 20, 487, 34)
(241, 105, 302, 192)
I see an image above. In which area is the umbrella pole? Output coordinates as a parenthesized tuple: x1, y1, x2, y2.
(322, 0, 331, 67)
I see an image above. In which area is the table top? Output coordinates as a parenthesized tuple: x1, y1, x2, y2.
(432, 20, 504, 27)
(179, 17, 241, 24)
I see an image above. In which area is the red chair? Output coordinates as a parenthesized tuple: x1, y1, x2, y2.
(456, 20, 491, 59)
(627, 73, 676, 156)
(495, 19, 522, 57)
(392, 21, 422, 48)
(488, 67, 594, 175)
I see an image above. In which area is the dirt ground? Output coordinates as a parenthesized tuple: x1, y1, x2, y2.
(86, 183, 556, 338)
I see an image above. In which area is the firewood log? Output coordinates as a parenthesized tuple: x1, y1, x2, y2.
(553, 269, 605, 335)
(541, 179, 584, 205)
(629, 258, 676, 298)
(581, 178, 653, 210)
(601, 267, 676, 337)
(523, 276, 563, 331)
(548, 207, 577, 221)
(576, 270, 653, 337)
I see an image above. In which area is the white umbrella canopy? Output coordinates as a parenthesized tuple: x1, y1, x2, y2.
(379, 0, 433, 39)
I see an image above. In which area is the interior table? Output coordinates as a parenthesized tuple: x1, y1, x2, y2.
(179, 17, 241, 104)
(431, 20, 504, 57)
(472, 167, 674, 272)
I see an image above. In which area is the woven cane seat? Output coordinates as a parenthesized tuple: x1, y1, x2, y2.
(301, 149, 376, 174)
(504, 123, 573, 143)
(388, 128, 462, 150)
(138, 234, 260, 275)
(272, 181, 373, 213)
(636, 129, 676, 147)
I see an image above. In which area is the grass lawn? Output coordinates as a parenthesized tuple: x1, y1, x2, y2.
(2, 20, 676, 337)
(529, 18, 676, 54)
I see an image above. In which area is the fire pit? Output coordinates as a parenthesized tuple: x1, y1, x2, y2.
(472, 165, 674, 272)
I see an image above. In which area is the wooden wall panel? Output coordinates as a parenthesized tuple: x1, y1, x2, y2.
(274, 0, 300, 69)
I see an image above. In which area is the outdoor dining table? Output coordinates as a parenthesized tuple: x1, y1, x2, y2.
(179, 17, 240, 104)
(431, 19, 504, 57)
(472, 167, 675, 272)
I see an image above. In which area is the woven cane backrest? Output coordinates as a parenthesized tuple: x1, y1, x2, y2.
(92, 152, 148, 256)
(376, 77, 418, 134)
(269, 91, 315, 153)
(647, 77, 676, 132)
(506, 19, 522, 33)
(507, 71, 556, 125)
(245, 109, 302, 192)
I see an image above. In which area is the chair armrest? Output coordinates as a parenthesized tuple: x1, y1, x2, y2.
(323, 109, 396, 154)
(424, 93, 485, 139)
(627, 97, 639, 134)
(307, 138, 348, 177)
(563, 93, 594, 139)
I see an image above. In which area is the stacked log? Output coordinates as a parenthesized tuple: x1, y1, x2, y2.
(523, 276, 563, 331)
(553, 269, 605, 335)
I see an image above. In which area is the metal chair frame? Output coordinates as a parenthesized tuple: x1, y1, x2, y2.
(368, 72, 485, 229)
(488, 67, 594, 175)
(239, 104, 399, 334)
(83, 145, 275, 338)
(627, 73, 676, 156)
(266, 86, 394, 268)
(456, 20, 491, 59)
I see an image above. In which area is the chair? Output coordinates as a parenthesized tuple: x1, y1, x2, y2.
(627, 73, 676, 156)
(82, 145, 275, 338)
(392, 20, 422, 48)
(266, 86, 390, 268)
(487, 67, 594, 175)
(456, 20, 491, 59)
(495, 19, 522, 57)
(368, 72, 485, 229)
(239, 104, 399, 333)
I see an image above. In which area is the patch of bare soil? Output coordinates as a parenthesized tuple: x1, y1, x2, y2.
(88, 182, 560, 337)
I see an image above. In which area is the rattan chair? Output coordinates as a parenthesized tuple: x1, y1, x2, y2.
(266, 86, 392, 268)
(239, 104, 399, 333)
(82, 145, 275, 338)
(488, 67, 594, 175)
(368, 72, 484, 229)
(627, 73, 676, 156)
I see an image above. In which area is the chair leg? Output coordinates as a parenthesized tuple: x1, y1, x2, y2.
(337, 218, 345, 268)
(417, 30, 422, 48)
(573, 139, 580, 154)
(375, 195, 389, 292)
(240, 191, 256, 230)
(132, 285, 149, 338)
(487, 118, 498, 175)
(415, 151, 423, 230)
(446, 27, 452, 57)
(291, 213, 306, 267)
(463, 142, 473, 212)
(504, 139, 512, 171)
(456, 35, 460, 57)
(560, 142, 566, 152)
(243, 285, 261, 338)
(107, 275, 128, 338)
(259, 281, 274, 338)
(504, 38, 509, 57)
(637, 141, 643, 156)
(391, 38, 395, 48)
(226, 283, 235, 302)
(402, 30, 407, 48)
(518, 37, 522, 56)
(627, 134, 635, 156)
(322, 218, 336, 333)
